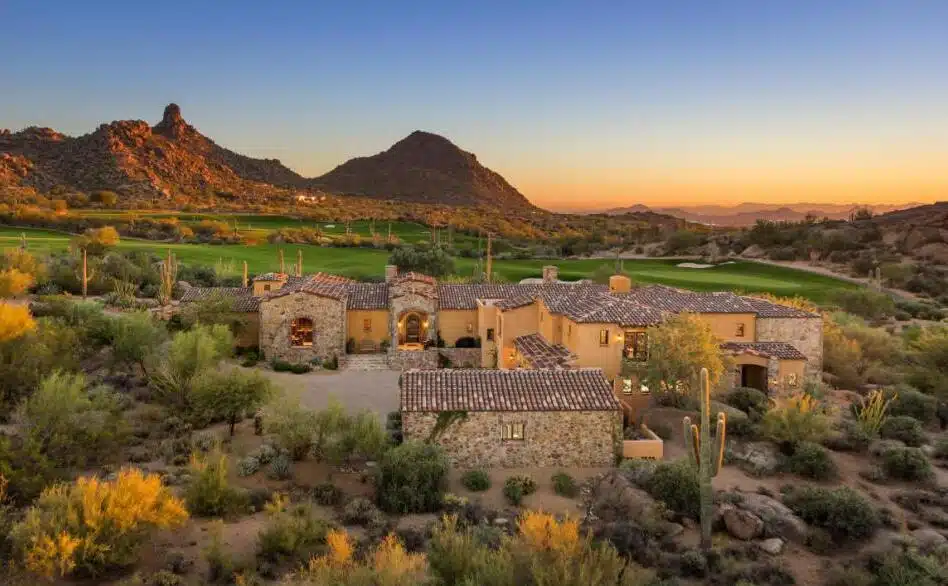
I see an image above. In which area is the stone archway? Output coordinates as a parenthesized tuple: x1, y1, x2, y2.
(396, 310, 429, 348)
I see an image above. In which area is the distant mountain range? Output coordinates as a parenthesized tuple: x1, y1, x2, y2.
(0, 104, 534, 210)
(598, 202, 924, 226)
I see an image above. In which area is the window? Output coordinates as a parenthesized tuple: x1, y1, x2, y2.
(623, 331, 648, 362)
(290, 317, 314, 347)
(622, 379, 633, 395)
(736, 323, 746, 337)
(363, 318, 372, 332)
(263, 284, 271, 292)
(540, 312, 544, 322)
(486, 328, 495, 341)
(787, 373, 798, 387)
(599, 329, 609, 346)
(568, 325, 572, 336)
(502, 422, 525, 440)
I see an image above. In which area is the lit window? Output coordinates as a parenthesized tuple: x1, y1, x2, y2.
(622, 379, 633, 395)
(787, 373, 798, 387)
(263, 284, 271, 291)
(736, 323, 745, 337)
(290, 317, 314, 347)
(502, 422, 525, 440)
(363, 318, 372, 332)
(486, 328, 495, 341)
(623, 331, 648, 361)
(599, 329, 609, 346)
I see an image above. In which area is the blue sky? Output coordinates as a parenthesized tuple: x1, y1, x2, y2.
(1, 0, 946, 207)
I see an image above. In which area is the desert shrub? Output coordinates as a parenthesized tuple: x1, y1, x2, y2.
(460, 469, 491, 492)
(782, 486, 879, 542)
(111, 311, 167, 372)
(725, 386, 770, 420)
(0, 302, 35, 343)
(289, 529, 427, 586)
(551, 472, 579, 498)
(0, 268, 34, 297)
(271, 359, 292, 372)
(934, 437, 948, 460)
(761, 393, 830, 447)
(148, 324, 234, 409)
(832, 288, 896, 320)
(237, 456, 261, 477)
(880, 446, 934, 481)
(321, 406, 390, 468)
(342, 497, 384, 526)
(503, 475, 537, 506)
(257, 494, 330, 565)
(191, 368, 274, 435)
(376, 441, 449, 514)
(867, 547, 948, 586)
(644, 459, 700, 519)
(185, 448, 249, 517)
(713, 401, 755, 437)
(265, 395, 319, 460)
(886, 385, 938, 425)
(312, 483, 343, 506)
(823, 419, 872, 453)
(290, 362, 312, 374)
(13, 370, 126, 469)
(879, 415, 926, 447)
(785, 441, 838, 480)
(386, 411, 403, 445)
(11, 468, 187, 578)
(268, 454, 293, 480)
(852, 389, 896, 437)
(324, 354, 339, 370)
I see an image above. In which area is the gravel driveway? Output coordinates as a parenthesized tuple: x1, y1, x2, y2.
(258, 369, 401, 418)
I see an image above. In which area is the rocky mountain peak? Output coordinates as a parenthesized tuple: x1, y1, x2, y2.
(153, 102, 192, 138)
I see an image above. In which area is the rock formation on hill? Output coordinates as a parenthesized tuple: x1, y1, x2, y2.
(311, 130, 534, 209)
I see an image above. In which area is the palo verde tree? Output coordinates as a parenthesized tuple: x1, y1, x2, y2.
(645, 312, 728, 406)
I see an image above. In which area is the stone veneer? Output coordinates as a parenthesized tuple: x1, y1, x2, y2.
(439, 348, 482, 368)
(756, 316, 823, 380)
(402, 410, 621, 468)
(389, 349, 439, 370)
(259, 292, 345, 363)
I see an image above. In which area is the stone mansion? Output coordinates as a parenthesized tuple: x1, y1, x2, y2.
(180, 264, 822, 397)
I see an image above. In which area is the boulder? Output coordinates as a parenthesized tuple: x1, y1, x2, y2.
(733, 493, 808, 544)
(721, 505, 764, 540)
(758, 537, 785, 555)
(585, 470, 659, 522)
(740, 244, 766, 258)
(729, 442, 781, 476)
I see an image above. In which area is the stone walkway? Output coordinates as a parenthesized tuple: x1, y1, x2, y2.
(256, 368, 401, 419)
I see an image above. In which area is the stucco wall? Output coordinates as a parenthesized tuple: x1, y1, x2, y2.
(756, 316, 823, 379)
(477, 303, 499, 368)
(499, 304, 538, 369)
(697, 313, 757, 342)
(563, 321, 624, 379)
(439, 309, 478, 346)
(346, 310, 389, 348)
(259, 292, 345, 363)
(402, 409, 621, 468)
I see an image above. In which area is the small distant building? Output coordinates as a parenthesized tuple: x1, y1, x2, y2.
(400, 368, 621, 468)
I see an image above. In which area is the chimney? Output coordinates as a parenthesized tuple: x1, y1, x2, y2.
(542, 265, 558, 283)
(609, 274, 632, 293)
(385, 265, 398, 283)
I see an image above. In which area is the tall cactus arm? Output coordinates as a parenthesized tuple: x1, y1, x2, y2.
(713, 412, 727, 475)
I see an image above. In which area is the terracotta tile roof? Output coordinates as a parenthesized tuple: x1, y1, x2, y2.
(252, 272, 287, 282)
(496, 294, 537, 311)
(438, 283, 533, 309)
(721, 341, 807, 361)
(347, 282, 390, 310)
(393, 272, 437, 286)
(740, 296, 819, 318)
(178, 287, 260, 312)
(541, 289, 664, 327)
(263, 272, 352, 301)
(619, 285, 756, 313)
(514, 333, 576, 369)
(400, 368, 619, 412)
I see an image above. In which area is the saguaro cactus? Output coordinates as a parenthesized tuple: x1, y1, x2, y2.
(158, 250, 177, 306)
(682, 367, 727, 550)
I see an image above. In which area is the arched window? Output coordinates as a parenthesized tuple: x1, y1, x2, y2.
(290, 318, 314, 347)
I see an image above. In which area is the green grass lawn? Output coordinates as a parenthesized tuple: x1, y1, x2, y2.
(1, 226, 855, 303)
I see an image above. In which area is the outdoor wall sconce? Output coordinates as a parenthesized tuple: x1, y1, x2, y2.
(466, 323, 474, 332)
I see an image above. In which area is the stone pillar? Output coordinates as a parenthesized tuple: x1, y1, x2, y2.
(542, 265, 558, 283)
(385, 265, 398, 283)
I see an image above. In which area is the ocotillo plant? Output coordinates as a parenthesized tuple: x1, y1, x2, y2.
(682, 367, 727, 550)
(158, 250, 177, 305)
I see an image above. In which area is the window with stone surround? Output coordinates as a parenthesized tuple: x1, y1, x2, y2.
(502, 422, 524, 441)
(736, 323, 745, 337)
(263, 284, 271, 292)
(486, 328, 495, 341)
(290, 317, 314, 347)
(363, 318, 372, 332)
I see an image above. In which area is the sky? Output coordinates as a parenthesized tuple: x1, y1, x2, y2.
(1, 0, 946, 210)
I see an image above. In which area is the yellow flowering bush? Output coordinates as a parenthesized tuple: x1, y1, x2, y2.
(762, 392, 831, 446)
(0, 302, 35, 343)
(13, 468, 188, 578)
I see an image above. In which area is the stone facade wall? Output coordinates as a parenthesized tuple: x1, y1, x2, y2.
(439, 348, 482, 368)
(259, 292, 345, 363)
(402, 410, 621, 468)
(390, 283, 438, 347)
(389, 349, 439, 370)
(755, 316, 823, 380)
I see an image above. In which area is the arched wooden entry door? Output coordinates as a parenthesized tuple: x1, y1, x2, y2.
(405, 314, 422, 344)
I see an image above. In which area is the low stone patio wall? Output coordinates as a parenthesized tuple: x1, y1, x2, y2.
(389, 349, 439, 370)
(439, 348, 482, 368)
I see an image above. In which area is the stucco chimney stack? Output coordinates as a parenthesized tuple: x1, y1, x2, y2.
(385, 265, 398, 283)
(542, 265, 558, 283)
(609, 274, 632, 293)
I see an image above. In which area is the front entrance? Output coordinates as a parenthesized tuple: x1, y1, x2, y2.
(740, 364, 768, 392)
(405, 314, 422, 344)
